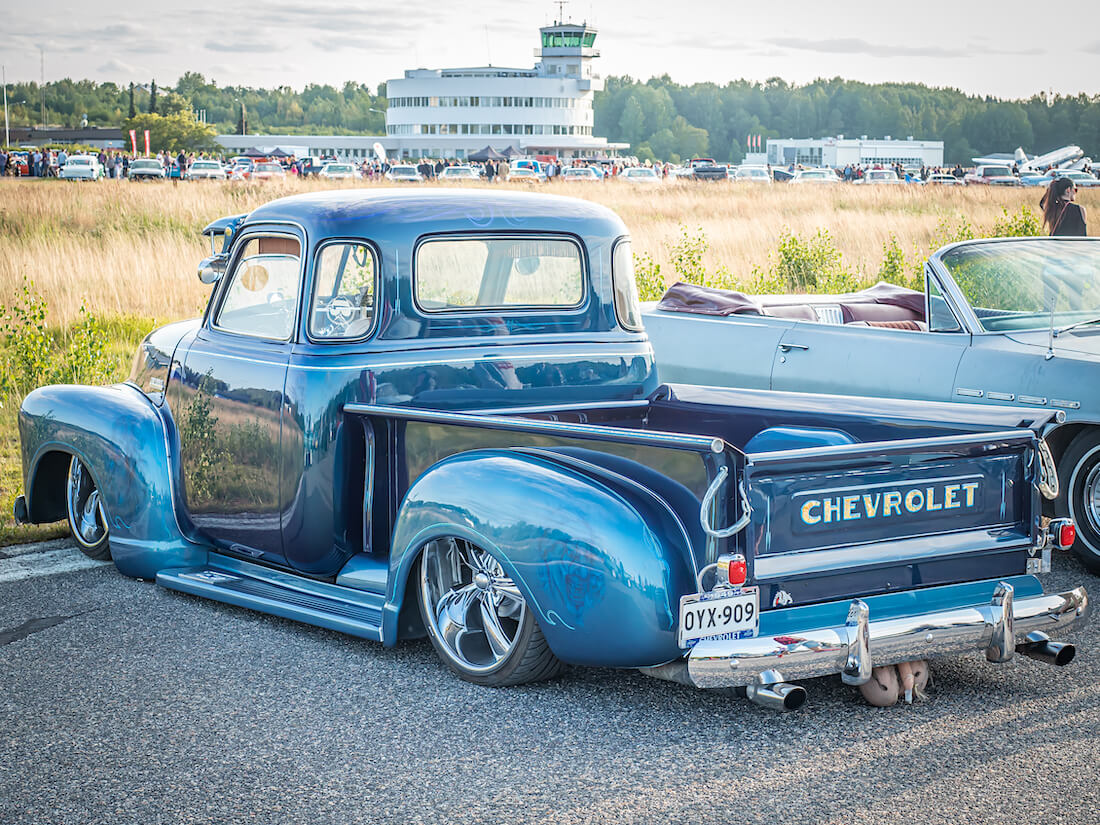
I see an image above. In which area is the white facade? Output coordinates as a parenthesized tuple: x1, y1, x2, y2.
(767, 136, 944, 169)
(384, 22, 625, 159)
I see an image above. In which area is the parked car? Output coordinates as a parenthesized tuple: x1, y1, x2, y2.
(684, 158, 728, 181)
(1052, 169, 1100, 188)
(506, 166, 543, 183)
(644, 237, 1100, 572)
(185, 160, 227, 180)
(228, 158, 254, 180)
(732, 166, 772, 183)
(437, 165, 481, 181)
(384, 164, 424, 182)
(926, 173, 963, 185)
(855, 169, 904, 185)
(251, 162, 286, 181)
(59, 155, 104, 181)
(789, 168, 839, 184)
(621, 167, 663, 184)
(964, 165, 1019, 186)
(128, 158, 166, 181)
(318, 163, 359, 180)
(1019, 173, 1053, 187)
(13, 191, 1086, 710)
(561, 166, 601, 182)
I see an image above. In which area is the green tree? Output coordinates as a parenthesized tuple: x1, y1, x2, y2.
(125, 112, 217, 154)
(148, 79, 157, 114)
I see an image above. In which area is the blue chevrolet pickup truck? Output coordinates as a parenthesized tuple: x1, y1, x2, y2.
(14, 190, 1088, 709)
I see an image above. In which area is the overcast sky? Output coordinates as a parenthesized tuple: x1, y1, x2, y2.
(1, 0, 1096, 101)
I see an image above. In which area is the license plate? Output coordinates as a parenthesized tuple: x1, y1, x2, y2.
(678, 587, 759, 648)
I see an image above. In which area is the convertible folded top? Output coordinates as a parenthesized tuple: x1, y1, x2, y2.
(656, 280, 926, 322)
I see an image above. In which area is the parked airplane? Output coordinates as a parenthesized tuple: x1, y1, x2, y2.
(972, 145, 1087, 172)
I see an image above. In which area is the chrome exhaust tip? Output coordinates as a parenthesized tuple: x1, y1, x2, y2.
(1015, 631, 1076, 667)
(745, 670, 807, 711)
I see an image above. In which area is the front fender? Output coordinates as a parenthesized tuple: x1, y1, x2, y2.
(383, 449, 697, 667)
(19, 383, 205, 578)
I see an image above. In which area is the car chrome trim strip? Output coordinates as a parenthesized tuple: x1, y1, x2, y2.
(746, 428, 1035, 466)
(955, 387, 983, 398)
(686, 585, 1088, 688)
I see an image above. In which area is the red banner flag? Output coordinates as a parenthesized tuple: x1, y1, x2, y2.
(143, 130, 151, 156)
(129, 129, 137, 155)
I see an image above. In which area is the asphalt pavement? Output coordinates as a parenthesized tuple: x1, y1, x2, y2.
(2, 539, 1099, 824)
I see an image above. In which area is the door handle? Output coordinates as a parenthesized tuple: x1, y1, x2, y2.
(778, 343, 810, 353)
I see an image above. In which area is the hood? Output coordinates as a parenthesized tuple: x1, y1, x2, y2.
(1005, 328, 1100, 358)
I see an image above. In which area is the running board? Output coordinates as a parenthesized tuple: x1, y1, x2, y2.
(157, 561, 385, 642)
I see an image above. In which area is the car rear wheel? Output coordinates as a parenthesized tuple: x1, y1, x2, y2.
(1058, 432, 1100, 574)
(66, 456, 110, 560)
(417, 536, 562, 686)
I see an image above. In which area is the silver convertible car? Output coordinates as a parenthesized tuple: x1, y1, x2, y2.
(645, 237, 1100, 573)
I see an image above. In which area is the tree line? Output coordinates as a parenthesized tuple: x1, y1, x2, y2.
(5, 72, 1100, 163)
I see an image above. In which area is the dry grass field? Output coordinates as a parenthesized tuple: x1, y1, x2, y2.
(0, 175, 1094, 545)
(2, 176, 1092, 325)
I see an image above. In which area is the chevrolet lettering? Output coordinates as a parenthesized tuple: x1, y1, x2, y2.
(799, 480, 981, 526)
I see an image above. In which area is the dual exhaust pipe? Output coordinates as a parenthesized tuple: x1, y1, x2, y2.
(1015, 630, 1076, 667)
(743, 631, 1074, 713)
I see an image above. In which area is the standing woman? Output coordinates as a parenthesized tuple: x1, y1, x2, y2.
(1041, 177, 1088, 235)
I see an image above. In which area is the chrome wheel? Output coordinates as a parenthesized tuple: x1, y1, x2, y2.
(420, 537, 526, 675)
(66, 456, 110, 559)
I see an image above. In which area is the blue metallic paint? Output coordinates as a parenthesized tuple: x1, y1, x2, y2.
(384, 449, 697, 665)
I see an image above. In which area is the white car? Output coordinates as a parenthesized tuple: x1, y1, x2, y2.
(854, 169, 904, 185)
(318, 163, 360, 180)
(732, 166, 772, 183)
(60, 155, 103, 181)
(185, 160, 227, 180)
(926, 173, 962, 185)
(507, 167, 543, 183)
(561, 167, 601, 182)
(621, 167, 662, 184)
(127, 158, 166, 181)
(438, 165, 481, 181)
(789, 168, 839, 184)
(251, 162, 287, 181)
(1052, 169, 1100, 188)
(384, 165, 424, 182)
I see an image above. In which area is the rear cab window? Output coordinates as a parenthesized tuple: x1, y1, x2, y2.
(415, 236, 584, 312)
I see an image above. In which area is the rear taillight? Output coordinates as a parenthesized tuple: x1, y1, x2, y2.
(1058, 520, 1077, 549)
(718, 553, 747, 587)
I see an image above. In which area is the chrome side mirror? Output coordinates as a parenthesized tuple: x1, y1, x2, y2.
(198, 253, 229, 284)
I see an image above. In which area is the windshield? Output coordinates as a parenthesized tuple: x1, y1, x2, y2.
(70, 158, 90, 165)
(626, 169, 654, 177)
(132, 161, 159, 169)
(391, 167, 417, 176)
(940, 239, 1100, 332)
(256, 163, 281, 172)
(981, 167, 1012, 177)
(193, 162, 219, 169)
(326, 165, 352, 172)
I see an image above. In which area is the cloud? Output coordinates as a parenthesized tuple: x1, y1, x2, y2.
(97, 58, 140, 74)
(765, 37, 970, 58)
(205, 40, 276, 53)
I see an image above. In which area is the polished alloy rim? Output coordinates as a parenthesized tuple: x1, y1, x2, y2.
(66, 456, 107, 549)
(1083, 461, 1100, 537)
(420, 537, 525, 673)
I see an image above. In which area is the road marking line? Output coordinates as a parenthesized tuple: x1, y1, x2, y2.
(0, 548, 110, 584)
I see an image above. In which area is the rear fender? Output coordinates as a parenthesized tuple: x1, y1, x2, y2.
(19, 383, 204, 578)
(383, 449, 697, 667)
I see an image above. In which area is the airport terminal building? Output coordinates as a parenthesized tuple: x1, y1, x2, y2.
(217, 20, 627, 161)
(766, 136, 944, 169)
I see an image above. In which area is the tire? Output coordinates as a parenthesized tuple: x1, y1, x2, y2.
(65, 455, 111, 560)
(1057, 432, 1100, 574)
(417, 536, 563, 686)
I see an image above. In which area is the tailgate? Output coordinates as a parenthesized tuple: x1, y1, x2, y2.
(742, 429, 1041, 607)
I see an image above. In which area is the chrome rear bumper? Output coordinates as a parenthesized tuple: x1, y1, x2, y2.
(687, 583, 1089, 689)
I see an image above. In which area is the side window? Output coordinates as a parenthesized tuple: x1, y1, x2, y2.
(216, 236, 301, 339)
(612, 239, 644, 331)
(416, 237, 583, 311)
(309, 242, 377, 340)
(927, 273, 962, 333)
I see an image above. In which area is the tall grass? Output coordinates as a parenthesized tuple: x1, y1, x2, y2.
(1, 177, 1089, 325)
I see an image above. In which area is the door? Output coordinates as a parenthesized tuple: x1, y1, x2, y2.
(170, 232, 303, 564)
(771, 321, 970, 402)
